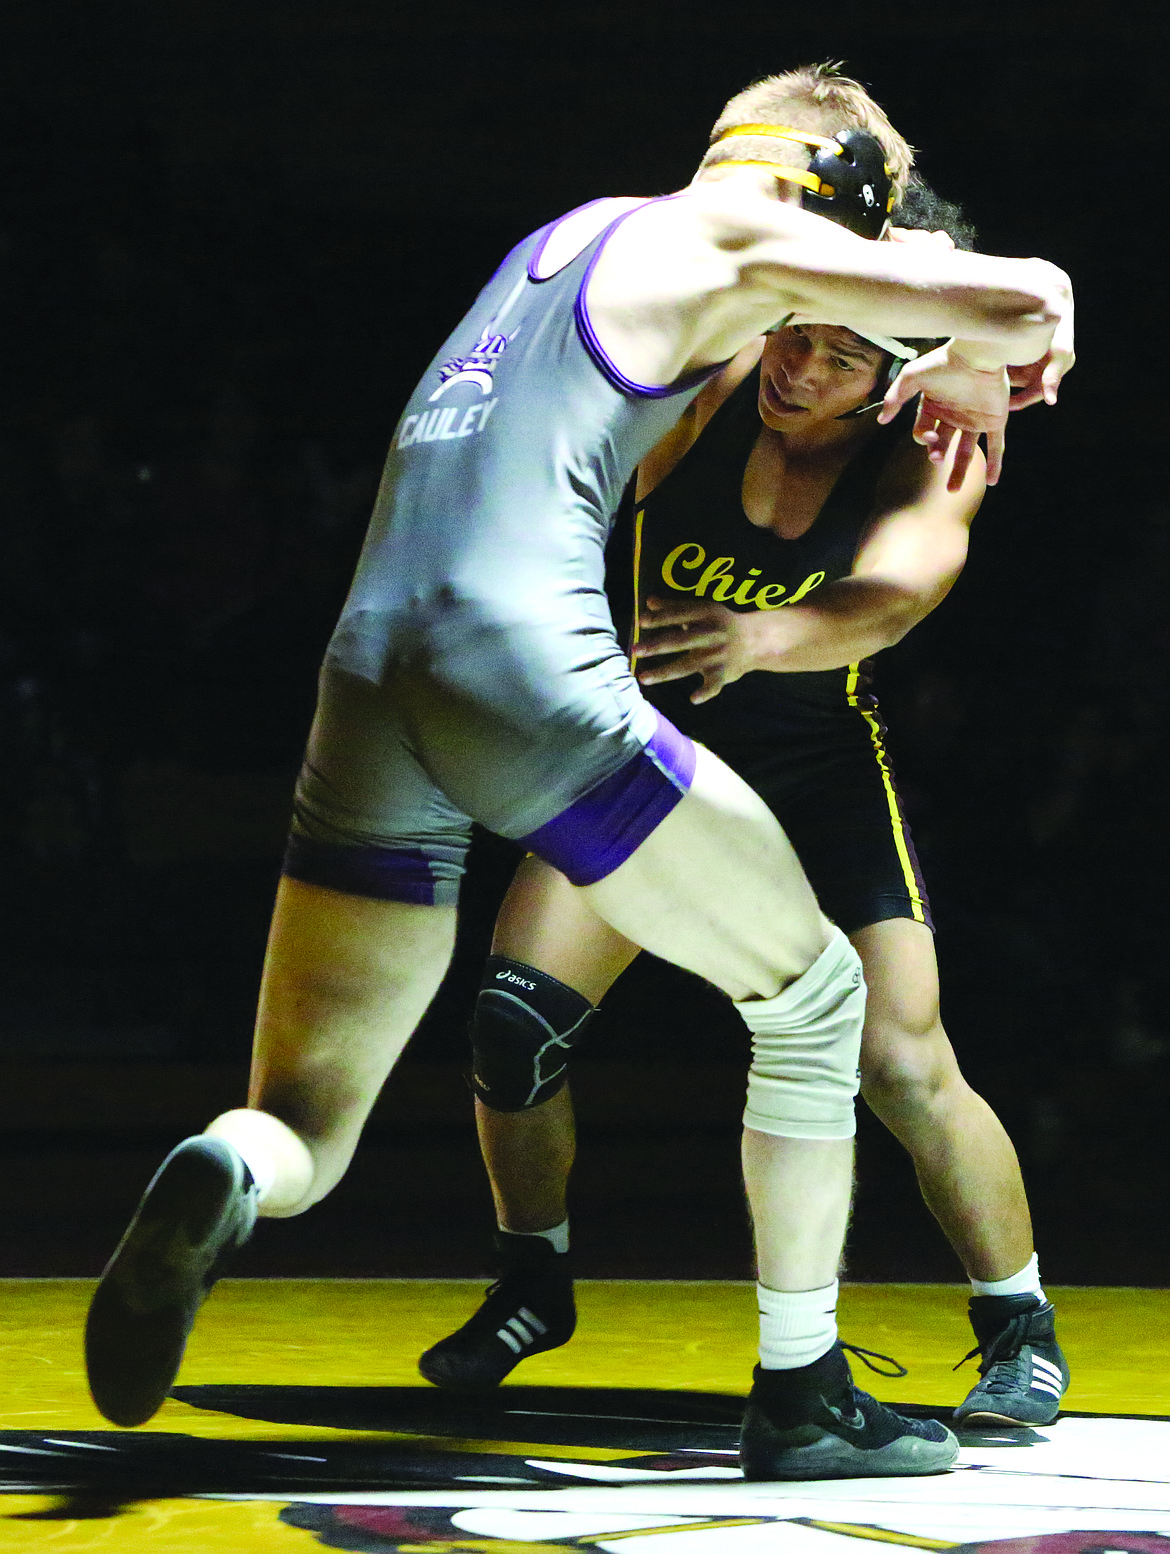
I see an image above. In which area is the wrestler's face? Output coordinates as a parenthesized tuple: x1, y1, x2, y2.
(758, 323, 884, 429)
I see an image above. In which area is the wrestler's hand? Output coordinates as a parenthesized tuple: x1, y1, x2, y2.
(878, 340, 1010, 490)
(1008, 261, 1075, 409)
(1006, 309, 1076, 410)
(886, 226, 956, 249)
(633, 596, 760, 704)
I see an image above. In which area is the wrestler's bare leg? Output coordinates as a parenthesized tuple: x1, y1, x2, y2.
(85, 874, 457, 1425)
(581, 744, 830, 1000)
(477, 856, 638, 1233)
(212, 745, 829, 1233)
(854, 918, 1033, 1281)
(479, 752, 856, 1293)
(210, 877, 457, 1216)
(492, 853, 640, 1005)
(743, 1129, 854, 1289)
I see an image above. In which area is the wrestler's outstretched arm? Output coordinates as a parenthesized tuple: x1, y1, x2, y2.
(880, 220, 1073, 483)
(588, 173, 1073, 486)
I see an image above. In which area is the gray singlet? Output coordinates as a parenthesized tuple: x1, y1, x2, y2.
(287, 199, 712, 905)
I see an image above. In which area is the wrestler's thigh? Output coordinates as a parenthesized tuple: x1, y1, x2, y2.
(852, 918, 941, 1032)
(249, 875, 457, 1138)
(580, 743, 828, 1001)
(493, 854, 639, 1004)
(851, 918, 960, 1096)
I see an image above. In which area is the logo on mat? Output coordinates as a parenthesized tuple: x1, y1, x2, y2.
(429, 325, 519, 401)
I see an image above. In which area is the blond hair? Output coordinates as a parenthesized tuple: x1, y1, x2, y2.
(701, 63, 914, 200)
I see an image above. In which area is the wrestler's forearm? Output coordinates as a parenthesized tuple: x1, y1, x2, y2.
(779, 250, 1067, 368)
(718, 198, 1071, 366)
(747, 577, 935, 673)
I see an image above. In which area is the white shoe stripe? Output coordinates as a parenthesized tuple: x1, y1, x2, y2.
(1032, 1355, 1063, 1381)
(506, 1317, 534, 1344)
(518, 1306, 548, 1336)
(497, 1327, 523, 1354)
(1031, 1379, 1063, 1398)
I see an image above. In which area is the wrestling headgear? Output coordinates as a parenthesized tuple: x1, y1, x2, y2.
(711, 123, 895, 240)
(713, 123, 915, 413)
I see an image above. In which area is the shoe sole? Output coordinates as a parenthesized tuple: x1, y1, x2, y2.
(419, 1323, 574, 1393)
(955, 1406, 1060, 1428)
(418, 1349, 516, 1392)
(741, 1418, 959, 1480)
(85, 1138, 254, 1427)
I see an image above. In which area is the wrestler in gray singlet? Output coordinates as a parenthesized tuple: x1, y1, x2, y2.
(286, 201, 708, 907)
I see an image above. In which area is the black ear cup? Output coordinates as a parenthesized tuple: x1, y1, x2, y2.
(802, 129, 894, 240)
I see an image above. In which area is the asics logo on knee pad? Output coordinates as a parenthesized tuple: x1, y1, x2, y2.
(471, 958, 595, 1111)
(495, 969, 537, 991)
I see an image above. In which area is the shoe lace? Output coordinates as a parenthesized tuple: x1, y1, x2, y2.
(840, 1341, 907, 1378)
(953, 1310, 1031, 1377)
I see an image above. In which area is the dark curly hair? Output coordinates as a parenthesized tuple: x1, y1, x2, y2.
(892, 173, 979, 251)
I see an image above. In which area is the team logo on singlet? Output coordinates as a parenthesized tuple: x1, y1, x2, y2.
(395, 325, 519, 449)
(428, 325, 519, 400)
(660, 539, 826, 611)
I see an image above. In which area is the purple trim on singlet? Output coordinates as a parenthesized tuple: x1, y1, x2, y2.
(527, 198, 616, 282)
(282, 833, 439, 906)
(573, 198, 732, 399)
(519, 711, 697, 886)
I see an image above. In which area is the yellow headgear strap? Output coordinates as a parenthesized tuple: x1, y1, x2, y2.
(714, 123, 846, 155)
(707, 161, 833, 196)
(710, 124, 845, 197)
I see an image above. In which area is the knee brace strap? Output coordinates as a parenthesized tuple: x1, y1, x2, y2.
(739, 928, 865, 1140)
(471, 957, 594, 1111)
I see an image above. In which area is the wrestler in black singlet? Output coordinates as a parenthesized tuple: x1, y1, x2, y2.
(608, 365, 931, 934)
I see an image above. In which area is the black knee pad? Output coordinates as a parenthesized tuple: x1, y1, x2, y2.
(470, 956, 594, 1111)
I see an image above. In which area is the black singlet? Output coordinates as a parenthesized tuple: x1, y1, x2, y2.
(608, 366, 911, 745)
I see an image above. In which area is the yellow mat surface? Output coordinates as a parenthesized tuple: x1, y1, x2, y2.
(1, 1280, 1167, 1551)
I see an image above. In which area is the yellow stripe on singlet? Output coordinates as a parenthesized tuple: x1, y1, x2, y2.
(631, 505, 646, 656)
(846, 662, 927, 925)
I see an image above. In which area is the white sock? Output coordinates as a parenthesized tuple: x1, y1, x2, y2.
(970, 1252, 1045, 1302)
(757, 1280, 838, 1370)
(502, 1218, 569, 1255)
(201, 1108, 315, 1217)
(202, 1125, 276, 1204)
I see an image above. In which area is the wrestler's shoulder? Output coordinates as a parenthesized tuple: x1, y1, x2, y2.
(532, 196, 648, 277)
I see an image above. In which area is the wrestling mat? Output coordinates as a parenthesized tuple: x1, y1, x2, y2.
(1, 1281, 1166, 1552)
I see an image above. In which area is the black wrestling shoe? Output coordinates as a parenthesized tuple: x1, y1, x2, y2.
(740, 1345, 959, 1481)
(419, 1230, 576, 1392)
(952, 1295, 1069, 1427)
(85, 1136, 257, 1427)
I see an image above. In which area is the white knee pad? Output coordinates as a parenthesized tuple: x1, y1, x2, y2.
(738, 927, 865, 1140)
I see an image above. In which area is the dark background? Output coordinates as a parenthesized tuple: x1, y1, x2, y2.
(0, 1, 1165, 1284)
